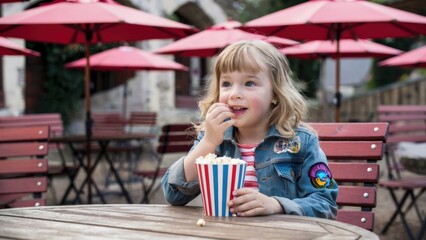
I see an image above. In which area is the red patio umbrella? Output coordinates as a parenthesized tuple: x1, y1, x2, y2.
(280, 39, 402, 121)
(0, 36, 40, 57)
(0, 0, 194, 203)
(65, 46, 188, 116)
(0, 0, 28, 3)
(154, 20, 298, 57)
(379, 45, 426, 68)
(242, 0, 426, 122)
(281, 39, 403, 59)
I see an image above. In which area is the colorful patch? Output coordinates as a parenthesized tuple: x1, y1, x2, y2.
(309, 163, 333, 188)
(273, 136, 301, 154)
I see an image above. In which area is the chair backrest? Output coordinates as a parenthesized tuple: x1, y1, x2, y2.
(92, 112, 125, 136)
(156, 123, 196, 154)
(0, 113, 63, 137)
(377, 105, 426, 179)
(0, 126, 50, 208)
(0, 113, 64, 152)
(377, 105, 426, 144)
(129, 111, 157, 134)
(310, 122, 389, 231)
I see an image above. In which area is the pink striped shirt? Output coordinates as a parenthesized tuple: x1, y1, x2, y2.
(237, 143, 259, 190)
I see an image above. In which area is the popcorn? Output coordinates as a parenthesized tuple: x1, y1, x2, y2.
(195, 153, 245, 164)
(196, 218, 205, 227)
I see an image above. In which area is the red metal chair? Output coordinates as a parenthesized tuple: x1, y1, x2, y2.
(377, 105, 426, 240)
(134, 123, 195, 203)
(0, 114, 80, 205)
(310, 122, 389, 231)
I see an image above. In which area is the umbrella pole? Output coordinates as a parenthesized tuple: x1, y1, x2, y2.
(319, 57, 333, 121)
(334, 28, 342, 122)
(84, 41, 93, 204)
(122, 69, 130, 118)
(123, 81, 128, 118)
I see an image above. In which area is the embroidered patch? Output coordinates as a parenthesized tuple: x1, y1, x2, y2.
(273, 136, 301, 154)
(309, 163, 333, 188)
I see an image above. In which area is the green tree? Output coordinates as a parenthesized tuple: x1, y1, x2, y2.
(27, 42, 119, 127)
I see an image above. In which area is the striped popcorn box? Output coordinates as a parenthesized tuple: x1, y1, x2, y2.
(195, 154, 247, 217)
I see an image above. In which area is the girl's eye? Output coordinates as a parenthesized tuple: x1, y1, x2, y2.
(245, 81, 255, 87)
(221, 81, 231, 87)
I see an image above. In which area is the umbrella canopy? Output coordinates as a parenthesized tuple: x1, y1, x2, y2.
(281, 39, 402, 122)
(66, 46, 188, 71)
(154, 20, 298, 57)
(0, 0, 194, 44)
(379, 45, 426, 68)
(0, 36, 40, 57)
(280, 39, 403, 59)
(242, 0, 426, 122)
(242, 0, 426, 40)
(0, 0, 27, 3)
(66, 46, 188, 116)
(0, 0, 195, 204)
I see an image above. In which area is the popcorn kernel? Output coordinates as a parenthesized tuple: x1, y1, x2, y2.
(196, 218, 205, 227)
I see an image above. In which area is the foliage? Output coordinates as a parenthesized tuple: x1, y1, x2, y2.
(26, 42, 119, 127)
(368, 37, 425, 89)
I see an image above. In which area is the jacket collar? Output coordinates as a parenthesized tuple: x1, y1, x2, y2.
(223, 125, 283, 141)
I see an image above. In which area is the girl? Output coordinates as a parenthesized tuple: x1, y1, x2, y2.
(161, 40, 338, 219)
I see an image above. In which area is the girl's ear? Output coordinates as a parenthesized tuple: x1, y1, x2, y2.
(272, 99, 278, 105)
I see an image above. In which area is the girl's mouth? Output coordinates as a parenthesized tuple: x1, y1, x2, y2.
(231, 106, 247, 116)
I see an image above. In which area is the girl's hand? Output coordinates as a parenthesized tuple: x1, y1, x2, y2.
(228, 188, 284, 216)
(203, 103, 236, 146)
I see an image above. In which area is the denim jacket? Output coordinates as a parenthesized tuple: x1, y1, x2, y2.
(161, 125, 338, 219)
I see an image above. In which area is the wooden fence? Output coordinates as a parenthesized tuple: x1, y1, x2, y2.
(309, 77, 426, 122)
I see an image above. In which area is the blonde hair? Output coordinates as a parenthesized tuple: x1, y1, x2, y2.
(198, 40, 308, 138)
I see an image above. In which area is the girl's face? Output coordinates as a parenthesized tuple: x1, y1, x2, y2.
(218, 70, 274, 130)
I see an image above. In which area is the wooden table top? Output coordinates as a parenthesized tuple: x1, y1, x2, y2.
(0, 204, 378, 239)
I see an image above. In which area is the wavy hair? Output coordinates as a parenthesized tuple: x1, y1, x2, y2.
(198, 40, 309, 138)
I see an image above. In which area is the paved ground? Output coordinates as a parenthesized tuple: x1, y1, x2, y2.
(47, 149, 425, 240)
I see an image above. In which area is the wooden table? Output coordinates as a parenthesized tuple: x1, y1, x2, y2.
(52, 133, 156, 204)
(0, 204, 379, 239)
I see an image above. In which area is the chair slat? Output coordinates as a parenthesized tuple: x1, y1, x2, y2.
(0, 177, 48, 194)
(377, 105, 426, 112)
(129, 112, 157, 125)
(337, 210, 375, 231)
(0, 126, 49, 142)
(0, 114, 63, 136)
(0, 142, 49, 158)
(329, 162, 379, 183)
(320, 141, 384, 160)
(6, 199, 46, 208)
(157, 143, 193, 154)
(310, 122, 388, 141)
(337, 186, 376, 207)
(0, 159, 48, 175)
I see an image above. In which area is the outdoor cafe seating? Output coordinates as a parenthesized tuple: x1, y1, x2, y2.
(377, 105, 426, 240)
(0, 113, 80, 205)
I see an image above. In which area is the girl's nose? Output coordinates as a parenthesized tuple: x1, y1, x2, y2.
(230, 85, 243, 99)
